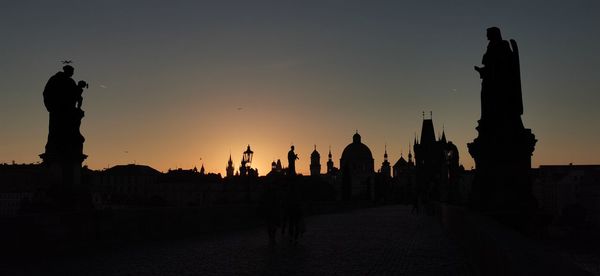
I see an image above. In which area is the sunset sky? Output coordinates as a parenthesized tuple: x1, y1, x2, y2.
(1, 1, 599, 175)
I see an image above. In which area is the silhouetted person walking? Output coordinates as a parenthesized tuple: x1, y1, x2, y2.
(281, 180, 305, 245)
(258, 183, 281, 245)
(411, 195, 420, 215)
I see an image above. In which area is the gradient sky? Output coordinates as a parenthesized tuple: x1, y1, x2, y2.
(1, 0, 599, 175)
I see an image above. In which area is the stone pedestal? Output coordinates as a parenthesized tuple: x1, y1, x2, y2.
(38, 152, 90, 210)
(468, 119, 537, 229)
(40, 153, 86, 183)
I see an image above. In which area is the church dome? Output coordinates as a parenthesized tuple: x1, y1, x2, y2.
(311, 146, 320, 159)
(393, 156, 408, 168)
(341, 132, 374, 166)
(340, 132, 375, 200)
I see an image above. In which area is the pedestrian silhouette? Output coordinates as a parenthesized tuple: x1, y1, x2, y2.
(258, 181, 282, 245)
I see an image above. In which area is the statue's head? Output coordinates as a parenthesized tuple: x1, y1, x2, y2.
(291, 145, 295, 151)
(62, 65, 74, 77)
(486, 27, 502, 42)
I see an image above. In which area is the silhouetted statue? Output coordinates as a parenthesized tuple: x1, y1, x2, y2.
(468, 28, 537, 232)
(474, 27, 523, 127)
(42, 65, 87, 162)
(38, 64, 91, 210)
(288, 145, 298, 176)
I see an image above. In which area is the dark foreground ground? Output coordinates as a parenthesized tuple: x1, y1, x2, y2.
(3, 205, 472, 275)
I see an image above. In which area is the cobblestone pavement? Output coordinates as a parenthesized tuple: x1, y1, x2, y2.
(12, 205, 472, 275)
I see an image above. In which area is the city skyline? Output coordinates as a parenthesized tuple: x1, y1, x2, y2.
(2, 1, 600, 175)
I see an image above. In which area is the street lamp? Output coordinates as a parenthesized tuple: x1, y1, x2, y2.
(242, 145, 253, 168)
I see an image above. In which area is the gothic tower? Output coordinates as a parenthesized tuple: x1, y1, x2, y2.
(380, 145, 391, 178)
(226, 154, 234, 178)
(327, 147, 334, 174)
(408, 144, 414, 166)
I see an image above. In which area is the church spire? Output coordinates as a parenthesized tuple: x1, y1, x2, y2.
(441, 128, 447, 143)
(226, 153, 234, 177)
(408, 142, 413, 164)
(384, 144, 388, 162)
(380, 144, 391, 177)
(327, 145, 334, 174)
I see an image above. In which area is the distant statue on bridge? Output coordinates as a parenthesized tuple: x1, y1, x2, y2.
(42, 64, 88, 163)
(474, 27, 523, 127)
(288, 145, 299, 176)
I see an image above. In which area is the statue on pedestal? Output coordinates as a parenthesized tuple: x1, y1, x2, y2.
(41, 64, 87, 163)
(288, 145, 299, 176)
(468, 28, 537, 229)
(39, 63, 89, 209)
(475, 27, 523, 124)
